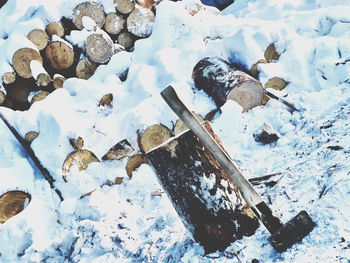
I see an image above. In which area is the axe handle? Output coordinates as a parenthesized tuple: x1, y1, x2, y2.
(161, 85, 283, 233)
(0, 111, 63, 201)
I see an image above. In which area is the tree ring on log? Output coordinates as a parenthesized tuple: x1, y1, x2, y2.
(45, 22, 65, 38)
(114, 0, 136, 15)
(104, 13, 125, 35)
(0, 191, 31, 224)
(12, 48, 43, 78)
(45, 41, 75, 70)
(72, 1, 106, 30)
(2, 72, 16, 84)
(76, 58, 97, 79)
(139, 124, 171, 153)
(127, 7, 155, 38)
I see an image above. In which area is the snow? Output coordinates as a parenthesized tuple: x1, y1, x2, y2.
(1, 0, 350, 262)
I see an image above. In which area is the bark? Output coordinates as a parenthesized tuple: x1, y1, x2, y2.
(146, 122, 259, 253)
(12, 48, 43, 78)
(75, 58, 97, 79)
(86, 33, 114, 63)
(30, 60, 51, 87)
(45, 38, 75, 71)
(104, 13, 125, 35)
(53, 74, 65, 89)
(27, 29, 49, 51)
(0, 191, 31, 224)
(192, 56, 264, 111)
(138, 124, 171, 153)
(114, 0, 136, 15)
(126, 6, 155, 38)
(72, 1, 106, 30)
(45, 22, 65, 38)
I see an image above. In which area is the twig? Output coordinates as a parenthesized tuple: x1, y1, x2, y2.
(264, 90, 299, 112)
(248, 172, 282, 183)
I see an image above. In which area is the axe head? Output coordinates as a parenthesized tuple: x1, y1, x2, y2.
(268, 210, 315, 252)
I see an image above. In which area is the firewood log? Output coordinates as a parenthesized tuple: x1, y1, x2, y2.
(45, 37, 75, 71)
(0, 191, 31, 224)
(262, 77, 288, 105)
(12, 48, 43, 78)
(45, 22, 65, 38)
(72, 1, 106, 30)
(86, 33, 114, 63)
(53, 74, 65, 89)
(117, 32, 134, 50)
(1, 61, 16, 85)
(173, 112, 204, 136)
(27, 29, 49, 51)
(104, 13, 125, 35)
(264, 43, 280, 63)
(125, 154, 148, 178)
(30, 90, 50, 105)
(138, 124, 171, 153)
(0, 90, 5, 105)
(126, 6, 155, 38)
(192, 56, 264, 111)
(146, 122, 259, 253)
(102, 139, 134, 160)
(114, 0, 136, 15)
(75, 58, 97, 79)
(30, 60, 51, 87)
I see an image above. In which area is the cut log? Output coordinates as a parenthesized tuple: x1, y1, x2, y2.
(117, 32, 134, 50)
(98, 93, 113, 107)
(126, 154, 148, 178)
(138, 124, 171, 153)
(76, 58, 97, 79)
(12, 48, 43, 78)
(27, 29, 49, 51)
(126, 6, 155, 38)
(72, 1, 106, 30)
(102, 139, 134, 160)
(86, 33, 114, 63)
(53, 74, 65, 89)
(173, 112, 204, 136)
(146, 122, 259, 253)
(2, 71, 16, 85)
(0, 90, 5, 105)
(62, 149, 100, 178)
(192, 56, 264, 111)
(264, 43, 280, 63)
(0, 191, 31, 224)
(114, 0, 135, 15)
(45, 38, 75, 71)
(104, 13, 125, 35)
(30, 60, 51, 87)
(30, 90, 50, 105)
(45, 22, 65, 38)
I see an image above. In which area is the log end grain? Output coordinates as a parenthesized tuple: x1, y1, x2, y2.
(45, 22, 65, 38)
(114, 0, 136, 15)
(104, 13, 125, 35)
(117, 32, 134, 50)
(86, 33, 114, 64)
(127, 7, 155, 38)
(76, 58, 97, 79)
(72, 1, 106, 30)
(2, 71, 16, 85)
(12, 48, 43, 78)
(139, 124, 171, 153)
(27, 29, 49, 51)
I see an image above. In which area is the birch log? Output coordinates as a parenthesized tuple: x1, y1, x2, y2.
(30, 60, 51, 87)
(45, 22, 65, 38)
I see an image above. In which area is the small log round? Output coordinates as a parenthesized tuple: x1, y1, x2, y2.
(0, 191, 31, 224)
(72, 1, 106, 30)
(126, 154, 148, 178)
(27, 29, 49, 51)
(2, 71, 16, 85)
(98, 93, 113, 107)
(62, 149, 100, 176)
(0, 90, 5, 105)
(30, 60, 51, 87)
(86, 33, 114, 64)
(139, 124, 171, 153)
(127, 7, 155, 38)
(53, 74, 65, 89)
(30, 90, 50, 105)
(114, 0, 135, 15)
(104, 13, 125, 35)
(264, 43, 280, 63)
(192, 56, 264, 111)
(76, 58, 97, 79)
(102, 139, 134, 161)
(12, 48, 43, 78)
(45, 22, 65, 38)
(45, 40, 75, 70)
(117, 32, 134, 50)
(24, 131, 39, 144)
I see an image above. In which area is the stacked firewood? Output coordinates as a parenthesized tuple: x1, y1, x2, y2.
(0, 0, 158, 111)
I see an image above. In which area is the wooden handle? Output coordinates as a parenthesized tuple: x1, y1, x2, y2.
(161, 85, 284, 233)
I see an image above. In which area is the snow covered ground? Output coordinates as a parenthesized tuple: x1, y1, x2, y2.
(1, 0, 350, 262)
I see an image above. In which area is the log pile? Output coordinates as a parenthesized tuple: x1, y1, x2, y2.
(1, 0, 158, 111)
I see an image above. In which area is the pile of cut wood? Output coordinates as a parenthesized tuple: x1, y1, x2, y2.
(0, 0, 158, 111)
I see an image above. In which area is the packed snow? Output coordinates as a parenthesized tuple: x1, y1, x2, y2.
(1, 0, 350, 262)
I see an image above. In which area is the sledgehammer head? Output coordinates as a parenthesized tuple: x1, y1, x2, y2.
(268, 210, 315, 252)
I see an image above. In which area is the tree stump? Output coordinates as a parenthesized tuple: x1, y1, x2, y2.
(192, 56, 264, 111)
(146, 121, 259, 253)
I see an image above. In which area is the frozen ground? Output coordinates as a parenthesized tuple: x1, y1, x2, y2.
(0, 0, 350, 262)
